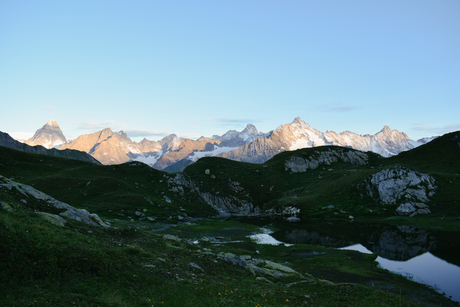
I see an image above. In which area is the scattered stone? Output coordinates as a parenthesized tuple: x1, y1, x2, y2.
(396, 203, 417, 216)
(143, 264, 155, 268)
(256, 276, 273, 284)
(163, 234, 181, 242)
(286, 216, 300, 222)
(349, 215, 354, 219)
(285, 280, 312, 287)
(88, 214, 110, 227)
(188, 262, 205, 272)
(0, 202, 13, 212)
(205, 169, 210, 175)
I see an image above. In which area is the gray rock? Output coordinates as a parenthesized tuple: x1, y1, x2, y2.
(359, 166, 436, 205)
(286, 216, 300, 222)
(188, 262, 205, 272)
(36, 212, 67, 227)
(0, 202, 13, 212)
(256, 276, 273, 284)
(0, 175, 108, 227)
(396, 203, 417, 215)
(284, 149, 368, 173)
(358, 166, 436, 215)
(417, 208, 431, 214)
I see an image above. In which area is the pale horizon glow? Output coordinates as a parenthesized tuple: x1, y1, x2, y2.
(1, 1, 459, 142)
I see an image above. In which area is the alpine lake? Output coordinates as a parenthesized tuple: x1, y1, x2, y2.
(156, 215, 460, 305)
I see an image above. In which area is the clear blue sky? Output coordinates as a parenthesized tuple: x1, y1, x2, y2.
(1, 0, 459, 141)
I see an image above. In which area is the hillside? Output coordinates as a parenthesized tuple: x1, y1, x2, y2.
(0, 131, 100, 165)
(1, 131, 459, 222)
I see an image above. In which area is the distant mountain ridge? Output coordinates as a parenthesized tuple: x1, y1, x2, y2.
(0, 131, 100, 164)
(217, 117, 427, 163)
(17, 118, 435, 169)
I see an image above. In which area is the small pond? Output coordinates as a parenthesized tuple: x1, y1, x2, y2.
(247, 220, 460, 302)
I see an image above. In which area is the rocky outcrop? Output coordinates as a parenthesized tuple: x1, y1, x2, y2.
(284, 148, 368, 172)
(358, 166, 437, 216)
(217, 252, 305, 278)
(167, 173, 260, 217)
(200, 192, 260, 217)
(0, 175, 110, 227)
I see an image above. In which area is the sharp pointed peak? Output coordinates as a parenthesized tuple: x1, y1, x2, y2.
(292, 117, 309, 125)
(45, 120, 59, 127)
(242, 123, 257, 132)
(379, 125, 393, 133)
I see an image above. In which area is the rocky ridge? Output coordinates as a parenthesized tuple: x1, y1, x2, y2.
(218, 117, 428, 164)
(284, 148, 369, 172)
(0, 175, 110, 227)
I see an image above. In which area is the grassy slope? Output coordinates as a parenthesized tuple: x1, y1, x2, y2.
(0, 146, 216, 221)
(1, 209, 455, 307)
(184, 133, 460, 219)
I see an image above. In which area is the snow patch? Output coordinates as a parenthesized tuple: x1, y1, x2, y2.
(187, 145, 239, 162)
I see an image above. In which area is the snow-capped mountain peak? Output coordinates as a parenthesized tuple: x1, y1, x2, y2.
(212, 124, 268, 147)
(25, 120, 66, 149)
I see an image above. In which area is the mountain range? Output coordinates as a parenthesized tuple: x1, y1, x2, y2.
(11, 118, 434, 169)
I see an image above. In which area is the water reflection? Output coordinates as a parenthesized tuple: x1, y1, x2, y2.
(269, 221, 460, 303)
(376, 252, 460, 302)
(277, 224, 437, 261)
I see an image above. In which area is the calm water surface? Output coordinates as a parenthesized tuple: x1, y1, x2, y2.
(247, 220, 460, 303)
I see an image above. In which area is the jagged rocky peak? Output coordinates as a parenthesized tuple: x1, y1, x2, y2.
(376, 125, 409, 140)
(292, 117, 308, 125)
(242, 124, 258, 134)
(25, 120, 67, 149)
(211, 123, 267, 147)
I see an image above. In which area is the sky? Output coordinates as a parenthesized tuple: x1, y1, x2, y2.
(1, 0, 459, 142)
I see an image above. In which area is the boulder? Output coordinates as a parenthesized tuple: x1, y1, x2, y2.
(36, 212, 67, 227)
(0, 202, 13, 212)
(396, 203, 417, 215)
